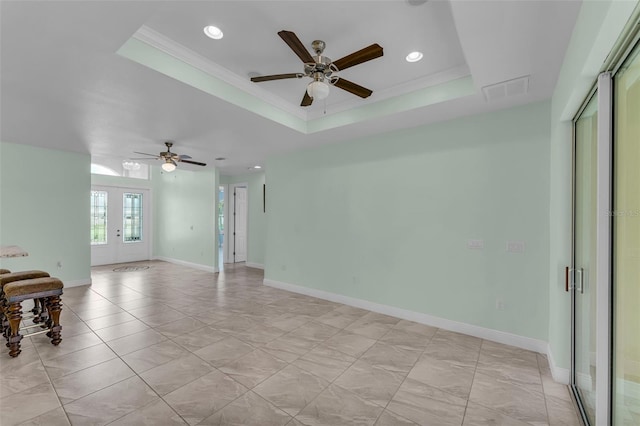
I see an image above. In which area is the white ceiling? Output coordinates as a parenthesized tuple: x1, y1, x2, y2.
(0, 0, 581, 175)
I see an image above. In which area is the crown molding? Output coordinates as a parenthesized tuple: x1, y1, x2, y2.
(306, 64, 472, 120)
(133, 26, 472, 125)
(133, 25, 308, 121)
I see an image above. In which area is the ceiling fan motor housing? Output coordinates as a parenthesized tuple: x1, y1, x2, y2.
(311, 40, 325, 55)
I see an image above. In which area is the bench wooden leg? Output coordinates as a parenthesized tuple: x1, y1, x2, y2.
(6, 302, 23, 357)
(45, 295, 62, 346)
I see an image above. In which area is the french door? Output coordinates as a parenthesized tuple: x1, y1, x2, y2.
(90, 185, 151, 266)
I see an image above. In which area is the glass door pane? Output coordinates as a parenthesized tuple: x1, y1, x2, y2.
(613, 42, 640, 425)
(90, 190, 108, 245)
(573, 93, 599, 423)
(123, 193, 143, 243)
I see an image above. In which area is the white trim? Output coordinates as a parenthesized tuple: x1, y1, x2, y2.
(133, 26, 307, 121)
(222, 183, 230, 264)
(547, 343, 571, 385)
(245, 262, 264, 270)
(153, 256, 218, 273)
(230, 183, 249, 263)
(305, 64, 471, 120)
(263, 278, 548, 354)
(595, 72, 613, 426)
(64, 278, 92, 288)
(134, 25, 471, 123)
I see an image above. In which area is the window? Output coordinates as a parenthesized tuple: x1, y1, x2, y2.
(90, 191, 108, 245)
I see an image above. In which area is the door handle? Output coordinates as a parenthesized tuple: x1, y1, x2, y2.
(565, 266, 575, 292)
(576, 268, 584, 294)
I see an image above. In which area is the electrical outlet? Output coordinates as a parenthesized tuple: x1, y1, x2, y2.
(56, 261, 62, 269)
(496, 299, 506, 310)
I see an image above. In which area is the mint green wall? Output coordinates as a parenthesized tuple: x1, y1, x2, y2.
(221, 172, 267, 266)
(548, 0, 639, 370)
(0, 142, 91, 284)
(152, 168, 218, 270)
(265, 101, 551, 340)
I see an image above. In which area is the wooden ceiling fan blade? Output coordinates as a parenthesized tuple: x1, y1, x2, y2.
(251, 73, 302, 82)
(180, 159, 207, 166)
(129, 157, 159, 160)
(332, 43, 383, 71)
(178, 154, 192, 160)
(301, 91, 313, 107)
(332, 78, 373, 98)
(278, 30, 315, 63)
(133, 151, 160, 157)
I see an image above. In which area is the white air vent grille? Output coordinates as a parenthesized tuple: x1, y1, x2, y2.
(482, 76, 530, 102)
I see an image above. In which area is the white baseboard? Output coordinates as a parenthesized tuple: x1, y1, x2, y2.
(153, 256, 218, 273)
(245, 262, 264, 270)
(547, 343, 570, 385)
(263, 278, 548, 355)
(63, 278, 92, 288)
(617, 378, 640, 401)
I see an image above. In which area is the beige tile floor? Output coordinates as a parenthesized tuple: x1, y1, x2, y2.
(0, 261, 582, 425)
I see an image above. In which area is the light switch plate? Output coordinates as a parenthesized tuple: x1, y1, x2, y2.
(467, 239, 484, 249)
(507, 241, 526, 253)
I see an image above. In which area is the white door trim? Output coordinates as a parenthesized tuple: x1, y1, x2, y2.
(230, 183, 248, 263)
(222, 184, 230, 263)
(595, 72, 612, 426)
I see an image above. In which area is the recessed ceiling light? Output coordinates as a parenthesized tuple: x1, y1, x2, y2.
(203, 25, 223, 40)
(248, 165, 262, 170)
(405, 51, 423, 63)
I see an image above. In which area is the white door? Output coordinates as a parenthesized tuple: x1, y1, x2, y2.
(233, 186, 247, 262)
(91, 186, 151, 266)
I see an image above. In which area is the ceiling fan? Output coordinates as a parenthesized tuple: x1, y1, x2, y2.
(132, 142, 206, 172)
(250, 30, 383, 106)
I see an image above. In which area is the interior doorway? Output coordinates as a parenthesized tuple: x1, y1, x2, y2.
(231, 184, 248, 263)
(218, 185, 225, 267)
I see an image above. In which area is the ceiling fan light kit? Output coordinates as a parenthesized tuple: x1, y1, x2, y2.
(250, 30, 383, 107)
(307, 80, 330, 100)
(161, 159, 177, 172)
(133, 141, 207, 172)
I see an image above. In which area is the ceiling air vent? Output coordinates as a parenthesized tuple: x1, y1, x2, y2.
(482, 76, 530, 102)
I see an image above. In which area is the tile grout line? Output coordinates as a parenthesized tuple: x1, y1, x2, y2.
(7, 261, 567, 426)
(58, 286, 192, 425)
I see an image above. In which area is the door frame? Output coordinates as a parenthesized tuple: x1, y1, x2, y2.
(90, 184, 153, 266)
(229, 183, 248, 263)
(570, 73, 613, 426)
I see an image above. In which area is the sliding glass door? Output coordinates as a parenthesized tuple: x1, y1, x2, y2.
(612, 41, 640, 426)
(573, 93, 599, 424)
